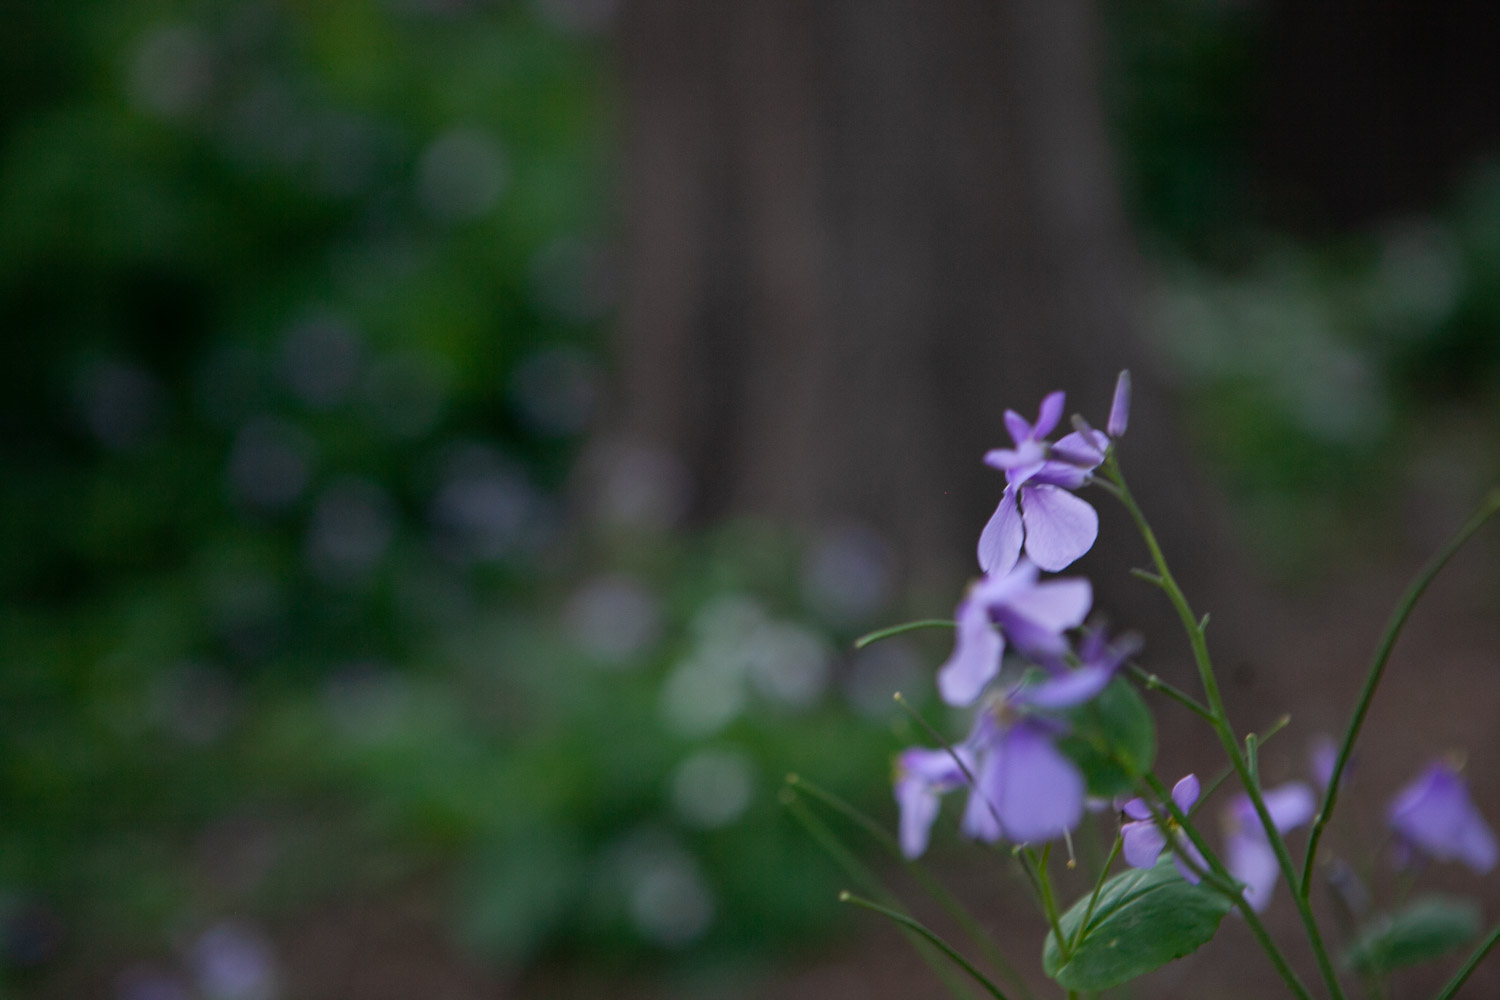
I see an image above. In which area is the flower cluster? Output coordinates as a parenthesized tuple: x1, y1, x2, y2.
(861, 370, 1500, 998)
(895, 374, 1131, 858)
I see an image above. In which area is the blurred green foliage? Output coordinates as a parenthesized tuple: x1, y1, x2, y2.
(0, 1, 918, 992)
(1106, 1, 1500, 577)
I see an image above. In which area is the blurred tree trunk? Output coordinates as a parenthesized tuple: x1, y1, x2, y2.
(610, 0, 1207, 605)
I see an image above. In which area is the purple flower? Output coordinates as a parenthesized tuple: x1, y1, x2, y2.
(893, 746, 974, 859)
(1388, 760, 1497, 874)
(1120, 774, 1208, 883)
(1223, 782, 1315, 913)
(896, 663, 1111, 855)
(960, 709, 1085, 846)
(977, 392, 1106, 576)
(977, 391, 1114, 576)
(936, 560, 1092, 706)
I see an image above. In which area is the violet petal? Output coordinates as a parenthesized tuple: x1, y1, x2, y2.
(977, 486, 1023, 575)
(1122, 819, 1167, 870)
(1034, 391, 1066, 439)
(936, 596, 1005, 707)
(992, 723, 1085, 843)
(1172, 773, 1201, 813)
(1019, 484, 1099, 572)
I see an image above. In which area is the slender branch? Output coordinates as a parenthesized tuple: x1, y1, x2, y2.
(854, 618, 955, 650)
(1069, 835, 1123, 954)
(840, 892, 1012, 1000)
(1106, 456, 1347, 1000)
(1127, 663, 1215, 722)
(1140, 774, 1317, 1000)
(1022, 847, 1069, 961)
(893, 693, 1011, 841)
(783, 792, 976, 1000)
(787, 774, 1035, 1000)
(1433, 922, 1500, 1000)
(1301, 488, 1500, 896)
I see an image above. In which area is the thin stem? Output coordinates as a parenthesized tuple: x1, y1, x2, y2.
(840, 892, 1012, 1000)
(893, 693, 1010, 841)
(783, 792, 976, 1000)
(1139, 775, 1317, 1000)
(1433, 922, 1500, 1000)
(1106, 457, 1348, 1000)
(1069, 835, 1123, 954)
(854, 618, 955, 650)
(1022, 848, 1069, 961)
(1127, 663, 1215, 722)
(1301, 489, 1500, 896)
(787, 774, 1036, 1000)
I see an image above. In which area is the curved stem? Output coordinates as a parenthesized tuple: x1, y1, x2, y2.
(1301, 489, 1500, 896)
(1127, 663, 1215, 722)
(840, 892, 1013, 1000)
(787, 774, 1036, 1000)
(1069, 835, 1122, 954)
(853, 618, 955, 650)
(1433, 922, 1500, 1000)
(1023, 847, 1069, 962)
(1106, 456, 1347, 1000)
(1140, 774, 1316, 1000)
(783, 792, 976, 999)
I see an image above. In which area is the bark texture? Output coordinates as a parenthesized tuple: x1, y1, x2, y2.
(613, 0, 1152, 584)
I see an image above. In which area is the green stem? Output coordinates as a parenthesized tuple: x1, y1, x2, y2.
(787, 774, 1036, 1000)
(1433, 922, 1500, 1000)
(1023, 847, 1069, 962)
(893, 692, 1011, 842)
(1140, 775, 1317, 1000)
(783, 791, 976, 1000)
(1301, 488, 1500, 897)
(1069, 835, 1123, 954)
(854, 618, 955, 650)
(1127, 663, 1215, 722)
(1106, 456, 1347, 1000)
(840, 892, 1012, 1000)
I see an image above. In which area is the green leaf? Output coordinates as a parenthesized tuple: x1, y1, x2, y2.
(1343, 895, 1481, 975)
(1043, 856, 1232, 991)
(1057, 676, 1157, 797)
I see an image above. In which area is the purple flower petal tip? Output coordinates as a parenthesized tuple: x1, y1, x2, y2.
(1108, 370, 1131, 439)
(1172, 774, 1201, 813)
(1035, 391, 1066, 439)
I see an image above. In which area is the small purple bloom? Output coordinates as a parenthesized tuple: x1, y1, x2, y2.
(1223, 782, 1315, 913)
(978, 392, 1108, 576)
(1388, 760, 1498, 874)
(936, 560, 1092, 707)
(893, 746, 973, 859)
(894, 681, 1094, 855)
(960, 708, 1085, 845)
(1120, 774, 1207, 883)
(1107, 370, 1131, 439)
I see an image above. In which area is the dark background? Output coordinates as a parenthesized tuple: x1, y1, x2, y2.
(2, 1, 1499, 997)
